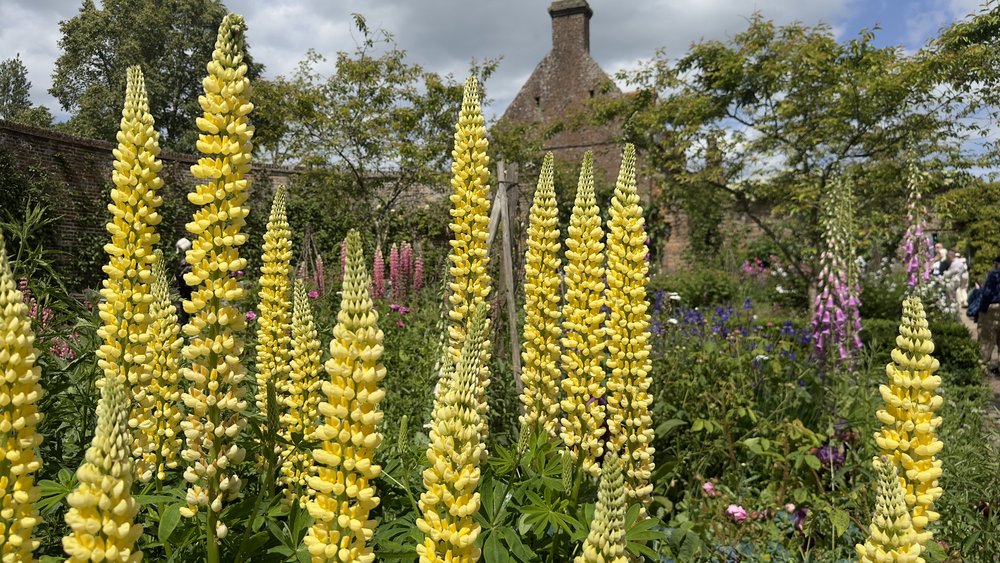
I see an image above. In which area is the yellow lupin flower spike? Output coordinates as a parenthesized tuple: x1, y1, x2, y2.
(443, 76, 492, 434)
(305, 230, 386, 562)
(875, 296, 943, 546)
(559, 151, 608, 477)
(179, 13, 253, 551)
(93, 65, 164, 483)
(416, 304, 490, 563)
(856, 456, 925, 563)
(0, 232, 44, 562)
(604, 144, 655, 506)
(63, 375, 143, 562)
(255, 185, 293, 420)
(142, 252, 183, 482)
(576, 451, 628, 563)
(519, 153, 563, 438)
(280, 279, 323, 507)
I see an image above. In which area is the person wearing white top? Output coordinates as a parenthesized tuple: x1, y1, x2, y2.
(944, 250, 969, 309)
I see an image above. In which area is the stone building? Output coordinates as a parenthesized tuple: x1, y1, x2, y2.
(499, 0, 687, 270)
(500, 0, 623, 177)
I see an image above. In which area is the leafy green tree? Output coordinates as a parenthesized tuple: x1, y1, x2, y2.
(0, 55, 52, 127)
(274, 16, 486, 250)
(50, 0, 261, 150)
(606, 15, 970, 286)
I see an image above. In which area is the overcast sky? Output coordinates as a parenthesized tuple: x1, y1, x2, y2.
(0, 0, 988, 122)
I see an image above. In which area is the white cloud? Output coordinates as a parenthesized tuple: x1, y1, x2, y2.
(2, 0, 980, 126)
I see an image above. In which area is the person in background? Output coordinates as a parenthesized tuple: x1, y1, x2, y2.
(972, 255, 1000, 372)
(933, 242, 947, 276)
(943, 249, 969, 310)
(175, 237, 193, 325)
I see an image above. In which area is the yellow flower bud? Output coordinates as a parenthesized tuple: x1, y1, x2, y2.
(575, 451, 627, 563)
(0, 233, 44, 562)
(279, 280, 323, 505)
(874, 296, 942, 549)
(305, 230, 386, 562)
(441, 77, 492, 444)
(519, 153, 563, 438)
(417, 304, 489, 563)
(560, 151, 607, 477)
(179, 14, 253, 545)
(856, 456, 925, 563)
(63, 375, 143, 562)
(604, 144, 655, 506)
(255, 185, 293, 419)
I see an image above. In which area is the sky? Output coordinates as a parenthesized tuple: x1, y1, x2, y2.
(0, 0, 990, 123)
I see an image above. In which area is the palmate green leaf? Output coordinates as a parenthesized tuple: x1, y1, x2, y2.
(518, 491, 584, 539)
(35, 467, 75, 513)
(624, 503, 669, 559)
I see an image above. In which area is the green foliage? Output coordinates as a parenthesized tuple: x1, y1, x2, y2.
(50, 0, 263, 150)
(0, 54, 52, 127)
(651, 268, 739, 309)
(862, 317, 981, 386)
(937, 179, 1000, 280)
(607, 14, 970, 287)
(262, 17, 490, 249)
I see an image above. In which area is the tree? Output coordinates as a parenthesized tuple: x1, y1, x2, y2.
(605, 15, 972, 287)
(0, 55, 31, 119)
(0, 55, 52, 128)
(274, 16, 490, 251)
(50, 0, 261, 150)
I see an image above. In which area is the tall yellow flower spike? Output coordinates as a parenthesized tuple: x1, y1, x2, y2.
(416, 304, 490, 563)
(0, 233, 44, 562)
(140, 253, 183, 482)
(576, 451, 627, 563)
(519, 152, 563, 438)
(604, 144, 655, 505)
(63, 375, 142, 562)
(559, 151, 608, 477)
(305, 230, 386, 562)
(92, 65, 164, 482)
(179, 13, 253, 552)
(875, 296, 943, 546)
(255, 185, 293, 419)
(280, 280, 323, 506)
(856, 456, 925, 563)
(443, 76, 492, 429)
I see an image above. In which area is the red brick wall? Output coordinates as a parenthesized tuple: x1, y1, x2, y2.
(0, 119, 294, 259)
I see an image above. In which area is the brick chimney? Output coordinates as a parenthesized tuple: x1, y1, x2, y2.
(549, 0, 592, 54)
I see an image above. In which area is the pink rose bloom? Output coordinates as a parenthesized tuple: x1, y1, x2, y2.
(308, 290, 319, 299)
(245, 310, 257, 322)
(784, 503, 796, 513)
(702, 481, 716, 496)
(726, 504, 748, 522)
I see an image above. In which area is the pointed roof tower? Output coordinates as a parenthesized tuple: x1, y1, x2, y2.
(500, 0, 622, 169)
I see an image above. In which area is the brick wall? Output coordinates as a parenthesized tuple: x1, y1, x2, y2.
(0, 119, 295, 260)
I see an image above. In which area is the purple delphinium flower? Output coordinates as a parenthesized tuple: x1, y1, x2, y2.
(816, 444, 845, 471)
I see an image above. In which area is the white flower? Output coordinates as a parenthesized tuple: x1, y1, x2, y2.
(753, 354, 770, 362)
(668, 292, 681, 301)
(667, 318, 679, 325)
(775, 285, 787, 294)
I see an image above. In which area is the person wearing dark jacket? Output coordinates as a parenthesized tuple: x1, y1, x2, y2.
(974, 255, 1000, 368)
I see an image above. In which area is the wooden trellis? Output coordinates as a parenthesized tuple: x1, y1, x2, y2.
(487, 161, 523, 396)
